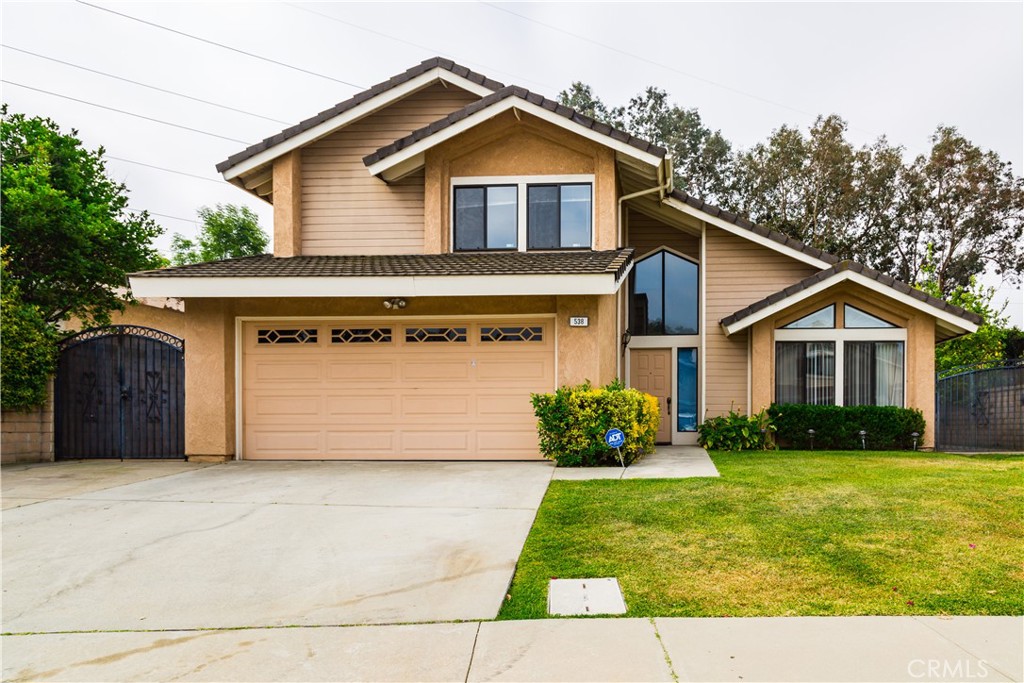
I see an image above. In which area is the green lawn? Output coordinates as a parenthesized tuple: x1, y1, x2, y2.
(499, 450, 1023, 620)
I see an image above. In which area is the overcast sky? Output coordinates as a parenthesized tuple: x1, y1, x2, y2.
(2, 1, 1021, 324)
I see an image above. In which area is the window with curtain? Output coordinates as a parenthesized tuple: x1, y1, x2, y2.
(844, 341, 904, 406)
(775, 342, 835, 405)
(629, 250, 699, 336)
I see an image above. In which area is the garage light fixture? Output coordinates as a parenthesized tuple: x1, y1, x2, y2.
(383, 298, 407, 310)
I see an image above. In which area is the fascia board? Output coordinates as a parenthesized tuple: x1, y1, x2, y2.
(720, 270, 979, 336)
(366, 98, 664, 178)
(662, 196, 831, 270)
(221, 68, 495, 181)
(130, 272, 628, 299)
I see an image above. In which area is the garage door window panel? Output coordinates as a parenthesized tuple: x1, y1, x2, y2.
(257, 328, 318, 345)
(405, 327, 468, 343)
(481, 326, 543, 342)
(331, 328, 393, 344)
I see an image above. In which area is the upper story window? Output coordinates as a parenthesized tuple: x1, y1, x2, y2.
(454, 186, 518, 251)
(844, 304, 896, 328)
(527, 184, 592, 249)
(629, 249, 699, 336)
(451, 176, 594, 252)
(782, 305, 835, 329)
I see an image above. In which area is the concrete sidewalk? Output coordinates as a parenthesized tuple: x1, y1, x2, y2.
(552, 445, 720, 480)
(3, 616, 1019, 682)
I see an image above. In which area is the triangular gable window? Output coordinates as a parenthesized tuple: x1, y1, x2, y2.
(781, 305, 835, 329)
(844, 305, 896, 328)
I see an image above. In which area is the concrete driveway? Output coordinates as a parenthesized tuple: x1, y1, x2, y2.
(1, 459, 553, 633)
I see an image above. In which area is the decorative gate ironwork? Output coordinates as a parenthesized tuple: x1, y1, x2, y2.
(935, 359, 1024, 451)
(55, 326, 185, 459)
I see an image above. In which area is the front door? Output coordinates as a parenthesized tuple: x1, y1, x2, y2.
(630, 348, 672, 444)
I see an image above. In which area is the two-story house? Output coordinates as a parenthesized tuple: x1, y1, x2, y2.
(130, 58, 981, 461)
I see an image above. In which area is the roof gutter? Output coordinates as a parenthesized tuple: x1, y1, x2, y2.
(617, 155, 674, 248)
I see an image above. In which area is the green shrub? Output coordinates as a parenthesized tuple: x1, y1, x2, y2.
(531, 380, 660, 467)
(768, 403, 926, 450)
(697, 408, 776, 451)
(1, 255, 58, 411)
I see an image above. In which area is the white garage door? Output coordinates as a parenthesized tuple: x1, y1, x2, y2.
(241, 319, 554, 459)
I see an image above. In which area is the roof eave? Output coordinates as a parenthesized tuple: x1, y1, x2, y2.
(719, 270, 981, 337)
(365, 96, 666, 181)
(129, 271, 631, 299)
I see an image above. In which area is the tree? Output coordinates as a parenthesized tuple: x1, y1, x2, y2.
(918, 249, 1012, 372)
(894, 126, 1024, 295)
(558, 84, 732, 203)
(171, 204, 268, 265)
(0, 251, 58, 410)
(1, 106, 165, 327)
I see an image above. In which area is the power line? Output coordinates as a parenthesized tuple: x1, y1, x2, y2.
(3, 45, 290, 125)
(479, 1, 825, 123)
(283, 1, 558, 92)
(76, 0, 365, 89)
(105, 155, 225, 185)
(2, 80, 251, 144)
(128, 207, 198, 223)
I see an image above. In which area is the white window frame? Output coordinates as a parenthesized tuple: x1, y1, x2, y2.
(450, 175, 595, 253)
(774, 327, 908, 407)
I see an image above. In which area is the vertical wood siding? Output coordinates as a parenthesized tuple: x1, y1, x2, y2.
(704, 228, 818, 417)
(627, 210, 700, 259)
(301, 83, 479, 255)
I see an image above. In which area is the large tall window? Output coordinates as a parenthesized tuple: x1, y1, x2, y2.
(630, 250, 699, 336)
(774, 304, 905, 407)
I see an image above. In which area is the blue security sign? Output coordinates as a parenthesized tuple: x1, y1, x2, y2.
(604, 428, 625, 449)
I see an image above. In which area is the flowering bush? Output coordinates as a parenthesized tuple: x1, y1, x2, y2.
(531, 380, 660, 467)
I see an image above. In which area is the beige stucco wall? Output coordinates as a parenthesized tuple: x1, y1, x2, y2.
(273, 150, 302, 257)
(423, 111, 618, 253)
(748, 282, 939, 446)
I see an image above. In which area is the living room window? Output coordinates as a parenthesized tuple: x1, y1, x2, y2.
(451, 176, 594, 252)
(774, 304, 906, 407)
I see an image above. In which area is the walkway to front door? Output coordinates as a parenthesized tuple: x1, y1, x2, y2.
(552, 446, 720, 480)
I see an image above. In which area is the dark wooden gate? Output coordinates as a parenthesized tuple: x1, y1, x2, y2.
(55, 325, 185, 459)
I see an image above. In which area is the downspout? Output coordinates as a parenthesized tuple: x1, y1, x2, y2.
(615, 156, 674, 380)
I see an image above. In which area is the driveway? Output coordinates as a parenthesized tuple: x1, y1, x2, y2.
(1, 460, 553, 632)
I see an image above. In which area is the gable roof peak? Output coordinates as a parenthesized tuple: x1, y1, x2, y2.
(217, 57, 504, 175)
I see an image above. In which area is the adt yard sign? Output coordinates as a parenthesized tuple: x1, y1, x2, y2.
(605, 428, 625, 449)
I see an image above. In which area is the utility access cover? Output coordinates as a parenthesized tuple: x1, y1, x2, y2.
(548, 578, 627, 616)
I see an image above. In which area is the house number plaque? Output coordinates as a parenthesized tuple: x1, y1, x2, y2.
(569, 316, 589, 327)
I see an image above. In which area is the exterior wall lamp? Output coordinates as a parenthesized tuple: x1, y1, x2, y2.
(383, 298, 407, 310)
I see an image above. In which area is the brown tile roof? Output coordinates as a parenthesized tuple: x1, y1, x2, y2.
(719, 260, 984, 328)
(215, 58, 504, 174)
(363, 85, 668, 168)
(669, 189, 840, 266)
(132, 249, 635, 281)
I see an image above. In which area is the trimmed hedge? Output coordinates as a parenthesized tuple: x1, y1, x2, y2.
(768, 403, 926, 450)
(531, 380, 660, 467)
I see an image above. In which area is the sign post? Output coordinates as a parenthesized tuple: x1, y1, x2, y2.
(604, 428, 626, 468)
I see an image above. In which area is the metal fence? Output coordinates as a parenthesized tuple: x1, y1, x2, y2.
(935, 359, 1024, 451)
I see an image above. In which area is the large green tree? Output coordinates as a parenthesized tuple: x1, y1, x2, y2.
(170, 204, 268, 265)
(1, 106, 165, 327)
(558, 83, 732, 204)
